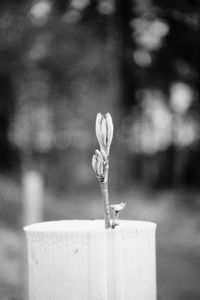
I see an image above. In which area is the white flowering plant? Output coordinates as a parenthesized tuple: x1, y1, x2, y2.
(92, 113, 126, 229)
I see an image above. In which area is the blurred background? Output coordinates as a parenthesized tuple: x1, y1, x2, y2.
(1, 0, 200, 299)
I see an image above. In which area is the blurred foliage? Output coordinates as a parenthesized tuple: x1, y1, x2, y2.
(0, 0, 200, 190)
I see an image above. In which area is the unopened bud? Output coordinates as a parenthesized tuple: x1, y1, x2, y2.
(92, 150, 104, 178)
(95, 112, 114, 157)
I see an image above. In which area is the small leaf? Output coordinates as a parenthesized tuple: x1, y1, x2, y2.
(110, 202, 127, 214)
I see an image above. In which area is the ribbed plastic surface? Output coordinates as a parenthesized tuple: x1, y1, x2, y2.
(24, 220, 157, 300)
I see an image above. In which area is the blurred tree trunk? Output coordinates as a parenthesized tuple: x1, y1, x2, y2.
(115, 0, 137, 113)
(0, 72, 19, 171)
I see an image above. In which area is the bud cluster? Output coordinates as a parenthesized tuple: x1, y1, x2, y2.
(91, 112, 126, 229)
(92, 113, 113, 183)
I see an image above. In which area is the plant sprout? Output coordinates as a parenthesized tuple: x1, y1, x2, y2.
(92, 113, 126, 229)
(110, 202, 127, 229)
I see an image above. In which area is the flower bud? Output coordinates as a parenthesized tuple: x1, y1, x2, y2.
(95, 112, 114, 157)
(92, 154, 97, 174)
(92, 150, 104, 178)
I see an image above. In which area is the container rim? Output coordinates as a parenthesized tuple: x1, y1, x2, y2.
(23, 219, 157, 232)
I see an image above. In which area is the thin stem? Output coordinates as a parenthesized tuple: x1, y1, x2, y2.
(111, 214, 116, 229)
(111, 218, 116, 229)
(111, 212, 120, 229)
(100, 182, 111, 229)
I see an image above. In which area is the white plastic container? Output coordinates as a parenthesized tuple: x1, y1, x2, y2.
(24, 220, 157, 300)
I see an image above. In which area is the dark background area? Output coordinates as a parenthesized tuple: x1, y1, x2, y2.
(1, 0, 200, 299)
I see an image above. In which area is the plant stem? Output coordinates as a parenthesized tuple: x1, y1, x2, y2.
(111, 212, 119, 229)
(111, 215, 116, 229)
(100, 182, 111, 229)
